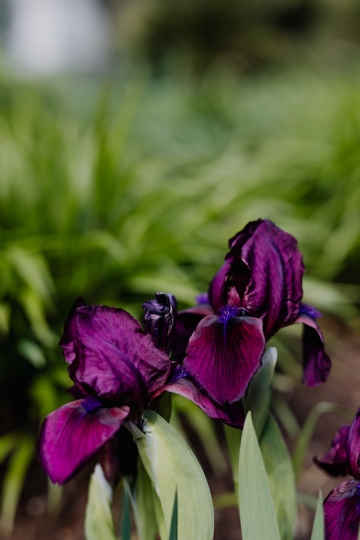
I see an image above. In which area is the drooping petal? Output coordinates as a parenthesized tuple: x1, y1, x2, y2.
(228, 219, 304, 335)
(171, 304, 214, 362)
(314, 425, 350, 476)
(324, 480, 360, 540)
(38, 400, 129, 485)
(294, 308, 331, 386)
(60, 304, 171, 401)
(347, 408, 360, 480)
(183, 308, 265, 405)
(158, 377, 245, 428)
(143, 292, 177, 353)
(59, 297, 86, 365)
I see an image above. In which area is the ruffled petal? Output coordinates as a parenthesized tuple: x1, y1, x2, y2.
(229, 219, 304, 335)
(171, 305, 214, 362)
(143, 292, 177, 353)
(314, 425, 350, 476)
(59, 297, 86, 366)
(38, 400, 129, 485)
(294, 308, 331, 386)
(209, 262, 231, 313)
(160, 377, 245, 428)
(183, 309, 265, 405)
(60, 304, 170, 401)
(347, 408, 360, 480)
(324, 480, 360, 540)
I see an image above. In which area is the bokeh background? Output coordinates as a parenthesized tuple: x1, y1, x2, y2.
(1, 1, 360, 538)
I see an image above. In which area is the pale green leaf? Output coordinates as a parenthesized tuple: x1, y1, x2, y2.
(84, 464, 117, 540)
(128, 410, 214, 540)
(131, 459, 158, 540)
(260, 413, 296, 540)
(310, 492, 324, 540)
(244, 347, 277, 438)
(122, 482, 132, 540)
(239, 412, 281, 540)
(224, 424, 241, 491)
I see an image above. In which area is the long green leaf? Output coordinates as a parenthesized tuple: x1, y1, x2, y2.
(244, 347, 277, 438)
(168, 491, 178, 540)
(260, 413, 296, 540)
(224, 424, 242, 492)
(1, 436, 34, 534)
(84, 465, 117, 540)
(310, 492, 324, 540)
(131, 459, 159, 540)
(128, 410, 214, 540)
(239, 412, 281, 540)
(122, 482, 132, 540)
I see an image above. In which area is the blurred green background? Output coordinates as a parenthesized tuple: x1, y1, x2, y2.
(1, 0, 360, 534)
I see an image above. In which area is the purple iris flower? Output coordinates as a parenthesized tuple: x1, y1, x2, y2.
(172, 219, 331, 406)
(143, 293, 245, 429)
(39, 298, 171, 485)
(314, 408, 360, 540)
(39, 293, 245, 485)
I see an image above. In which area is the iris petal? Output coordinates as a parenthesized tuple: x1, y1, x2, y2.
(60, 304, 170, 401)
(347, 408, 360, 480)
(314, 425, 350, 476)
(294, 310, 331, 386)
(160, 377, 245, 428)
(324, 480, 360, 540)
(38, 400, 129, 485)
(183, 312, 265, 405)
(172, 304, 214, 362)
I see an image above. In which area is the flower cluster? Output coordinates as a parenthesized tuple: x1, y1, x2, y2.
(38, 219, 331, 485)
(315, 409, 360, 540)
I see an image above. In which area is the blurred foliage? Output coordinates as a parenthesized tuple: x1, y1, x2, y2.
(1, 63, 360, 526)
(117, 0, 360, 75)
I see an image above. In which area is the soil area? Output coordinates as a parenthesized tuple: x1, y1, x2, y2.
(4, 330, 360, 540)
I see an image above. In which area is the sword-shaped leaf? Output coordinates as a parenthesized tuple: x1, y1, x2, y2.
(85, 464, 117, 540)
(310, 492, 324, 540)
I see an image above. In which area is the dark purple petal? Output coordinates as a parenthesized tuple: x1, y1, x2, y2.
(324, 480, 360, 540)
(59, 297, 86, 365)
(209, 261, 231, 314)
(183, 308, 265, 405)
(314, 425, 350, 476)
(294, 312, 331, 386)
(38, 400, 129, 485)
(60, 304, 170, 401)
(155, 378, 245, 428)
(229, 219, 304, 335)
(143, 292, 177, 353)
(171, 305, 214, 362)
(347, 408, 360, 480)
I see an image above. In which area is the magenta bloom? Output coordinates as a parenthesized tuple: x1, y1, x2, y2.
(39, 294, 245, 484)
(173, 219, 331, 406)
(39, 298, 171, 485)
(315, 408, 360, 540)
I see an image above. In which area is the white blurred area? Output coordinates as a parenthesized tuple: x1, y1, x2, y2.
(7, 0, 111, 75)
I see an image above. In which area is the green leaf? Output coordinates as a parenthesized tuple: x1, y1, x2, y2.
(131, 459, 159, 540)
(260, 413, 296, 540)
(122, 482, 132, 540)
(244, 347, 277, 438)
(239, 412, 281, 540)
(224, 424, 242, 491)
(1, 436, 34, 534)
(168, 491, 178, 540)
(84, 464, 117, 540)
(128, 410, 214, 540)
(310, 492, 324, 540)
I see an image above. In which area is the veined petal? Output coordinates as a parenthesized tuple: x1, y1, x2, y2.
(60, 304, 170, 401)
(324, 480, 360, 540)
(183, 308, 265, 405)
(294, 310, 331, 386)
(172, 304, 214, 362)
(159, 377, 245, 428)
(314, 425, 350, 476)
(229, 219, 304, 335)
(38, 400, 129, 485)
(347, 408, 360, 480)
